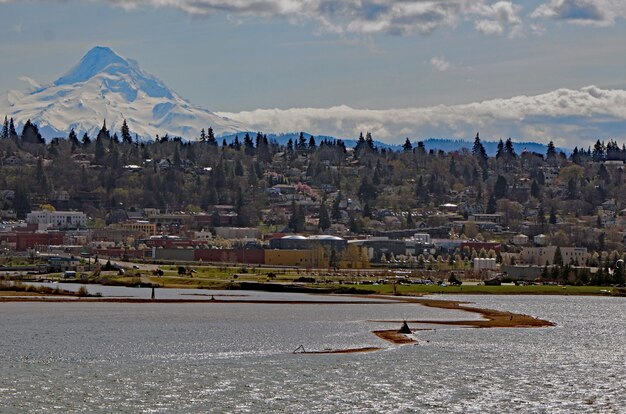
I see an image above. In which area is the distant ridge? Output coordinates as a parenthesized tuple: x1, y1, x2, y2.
(220, 133, 566, 156)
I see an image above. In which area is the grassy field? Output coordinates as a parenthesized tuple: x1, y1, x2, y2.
(142, 272, 616, 296)
(319, 283, 615, 296)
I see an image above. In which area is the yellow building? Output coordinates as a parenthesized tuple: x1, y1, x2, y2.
(120, 221, 157, 236)
(265, 248, 335, 268)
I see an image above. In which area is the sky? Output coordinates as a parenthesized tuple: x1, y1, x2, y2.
(1, 0, 626, 147)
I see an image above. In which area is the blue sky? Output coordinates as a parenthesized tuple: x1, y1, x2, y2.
(1, 0, 626, 146)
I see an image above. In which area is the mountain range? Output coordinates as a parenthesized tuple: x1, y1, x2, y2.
(0, 46, 577, 155)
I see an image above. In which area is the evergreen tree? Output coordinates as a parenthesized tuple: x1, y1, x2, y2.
(406, 210, 414, 228)
(20, 119, 44, 144)
(332, 194, 342, 221)
(493, 175, 508, 199)
(297, 132, 307, 150)
(504, 138, 516, 158)
(121, 119, 132, 144)
(402, 138, 413, 151)
(546, 141, 556, 159)
(200, 128, 206, 143)
(553, 246, 563, 266)
(288, 200, 305, 232)
(13, 185, 31, 219)
(570, 147, 581, 164)
(495, 139, 504, 159)
(592, 140, 605, 162)
(566, 177, 578, 199)
(95, 133, 106, 160)
(1, 116, 8, 139)
(472, 133, 488, 168)
(8, 118, 17, 139)
(308, 135, 316, 150)
(549, 207, 557, 224)
(207, 127, 217, 146)
(243, 133, 254, 155)
(82, 133, 91, 146)
(531, 180, 541, 199)
(96, 120, 110, 142)
(318, 199, 331, 231)
(68, 128, 80, 152)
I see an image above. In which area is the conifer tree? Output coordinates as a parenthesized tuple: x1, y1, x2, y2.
(504, 138, 516, 158)
(82, 133, 91, 146)
(553, 246, 563, 266)
(472, 133, 488, 168)
(8, 118, 17, 139)
(549, 207, 557, 224)
(366, 132, 375, 151)
(21, 119, 44, 144)
(493, 175, 507, 199)
(402, 138, 412, 151)
(495, 139, 504, 159)
(546, 141, 556, 159)
(297, 132, 307, 150)
(121, 119, 132, 144)
(406, 210, 414, 228)
(68, 128, 80, 152)
(1, 116, 8, 139)
(318, 199, 331, 231)
(207, 127, 217, 146)
(96, 119, 110, 142)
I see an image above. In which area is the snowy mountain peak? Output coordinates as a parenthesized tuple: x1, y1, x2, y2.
(1, 47, 247, 140)
(54, 46, 127, 86)
(53, 46, 172, 101)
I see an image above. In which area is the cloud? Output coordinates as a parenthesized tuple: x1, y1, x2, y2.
(0, 0, 526, 37)
(532, 0, 626, 26)
(430, 56, 452, 72)
(471, 1, 523, 37)
(218, 86, 626, 148)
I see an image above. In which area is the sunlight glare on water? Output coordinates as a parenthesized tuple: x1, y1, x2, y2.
(0, 294, 624, 413)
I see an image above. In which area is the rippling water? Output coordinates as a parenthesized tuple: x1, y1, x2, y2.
(1, 293, 624, 413)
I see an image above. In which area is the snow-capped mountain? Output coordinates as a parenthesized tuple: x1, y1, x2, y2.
(0, 46, 247, 140)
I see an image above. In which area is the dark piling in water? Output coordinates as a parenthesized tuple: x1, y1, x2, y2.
(398, 320, 412, 334)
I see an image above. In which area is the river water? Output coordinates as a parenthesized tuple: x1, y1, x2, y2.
(1, 291, 624, 413)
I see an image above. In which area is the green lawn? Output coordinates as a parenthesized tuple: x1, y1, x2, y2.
(326, 284, 615, 296)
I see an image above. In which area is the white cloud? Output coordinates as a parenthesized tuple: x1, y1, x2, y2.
(470, 1, 523, 37)
(532, 0, 626, 26)
(430, 56, 452, 72)
(218, 86, 626, 148)
(0, 0, 526, 37)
